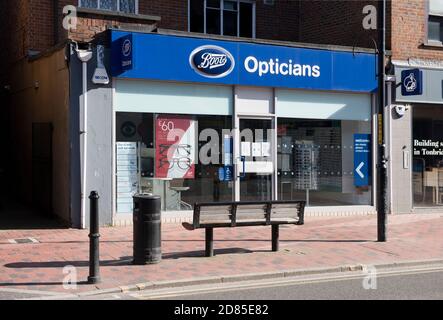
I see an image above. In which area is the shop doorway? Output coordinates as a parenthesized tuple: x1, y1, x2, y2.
(32, 123, 53, 216)
(236, 117, 275, 202)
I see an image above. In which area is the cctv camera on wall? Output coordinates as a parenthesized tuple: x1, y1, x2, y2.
(393, 104, 409, 117)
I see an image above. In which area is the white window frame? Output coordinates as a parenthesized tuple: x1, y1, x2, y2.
(426, 0, 443, 45)
(78, 0, 139, 14)
(188, 0, 256, 38)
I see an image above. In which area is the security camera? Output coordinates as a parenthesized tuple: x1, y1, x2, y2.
(76, 50, 93, 63)
(394, 104, 408, 117)
(73, 42, 93, 62)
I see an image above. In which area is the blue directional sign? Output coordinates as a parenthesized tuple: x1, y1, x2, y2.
(218, 165, 233, 182)
(354, 134, 372, 187)
(401, 68, 423, 96)
(219, 135, 233, 182)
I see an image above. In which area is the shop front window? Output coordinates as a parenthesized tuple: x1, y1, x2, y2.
(116, 113, 233, 213)
(277, 118, 372, 206)
(412, 105, 443, 207)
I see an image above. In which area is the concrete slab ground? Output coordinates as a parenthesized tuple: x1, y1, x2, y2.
(0, 213, 442, 298)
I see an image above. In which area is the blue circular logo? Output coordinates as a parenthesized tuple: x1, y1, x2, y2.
(189, 45, 235, 78)
(122, 39, 132, 57)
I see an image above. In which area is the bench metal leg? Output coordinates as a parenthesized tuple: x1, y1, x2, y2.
(205, 228, 214, 257)
(297, 213, 305, 225)
(272, 225, 279, 252)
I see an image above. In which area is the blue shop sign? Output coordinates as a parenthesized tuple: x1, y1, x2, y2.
(401, 68, 423, 96)
(354, 134, 372, 187)
(114, 34, 134, 73)
(111, 31, 378, 93)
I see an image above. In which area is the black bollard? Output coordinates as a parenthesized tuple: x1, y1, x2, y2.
(88, 191, 101, 284)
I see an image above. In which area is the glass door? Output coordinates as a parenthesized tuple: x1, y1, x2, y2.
(237, 118, 274, 202)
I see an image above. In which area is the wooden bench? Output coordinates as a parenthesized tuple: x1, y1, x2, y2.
(182, 201, 306, 257)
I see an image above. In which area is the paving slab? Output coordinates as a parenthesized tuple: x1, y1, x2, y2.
(0, 213, 442, 298)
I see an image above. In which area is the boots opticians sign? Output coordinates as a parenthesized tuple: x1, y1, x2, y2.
(189, 45, 320, 79)
(111, 31, 377, 93)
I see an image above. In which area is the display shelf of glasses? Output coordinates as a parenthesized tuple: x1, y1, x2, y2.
(293, 140, 319, 191)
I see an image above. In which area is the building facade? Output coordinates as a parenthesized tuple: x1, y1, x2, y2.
(1, 1, 440, 228)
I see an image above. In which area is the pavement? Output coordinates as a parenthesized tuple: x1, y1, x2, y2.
(0, 212, 443, 299)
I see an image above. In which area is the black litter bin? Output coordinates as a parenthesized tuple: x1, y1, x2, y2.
(133, 194, 162, 265)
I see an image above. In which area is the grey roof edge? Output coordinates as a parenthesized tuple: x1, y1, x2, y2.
(109, 27, 378, 54)
(77, 7, 161, 22)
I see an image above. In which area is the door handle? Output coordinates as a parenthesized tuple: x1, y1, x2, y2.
(238, 156, 246, 179)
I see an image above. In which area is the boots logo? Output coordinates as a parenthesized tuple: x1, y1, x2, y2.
(190, 45, 235, 78)
(122, 39, 132, 57)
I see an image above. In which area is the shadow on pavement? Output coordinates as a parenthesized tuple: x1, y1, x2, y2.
(0, 281, 91, 287)
(4, 248, 256, 269)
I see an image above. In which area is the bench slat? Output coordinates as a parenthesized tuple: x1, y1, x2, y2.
(272, 203, 302, 209)
(191, 201, 305, 229)
(236, 213, 267, 221)
(200, 215, 231, 222)
(199, 205, 231, 213)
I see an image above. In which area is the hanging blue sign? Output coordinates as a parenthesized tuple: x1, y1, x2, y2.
(401, 68, 423, 96)
(354, 134, 372, 187)
(111, 31, 377, 93)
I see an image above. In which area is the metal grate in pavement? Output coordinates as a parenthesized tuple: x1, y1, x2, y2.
(8, 237, 39, 244)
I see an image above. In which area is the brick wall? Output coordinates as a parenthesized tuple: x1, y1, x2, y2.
(390, 0, 443, 61)
(256, 1, 300, 41)
(298, 0, 379, 49)
(0, 0, 30, 70)
(54, 0, 160, 44)
(141, 0, 187, 31)
(29, 0, 55, 53)
(5, 1, 443, 69)
(0, 0, 304, 65)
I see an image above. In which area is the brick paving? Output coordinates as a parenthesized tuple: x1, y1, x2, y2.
(0, 213, 442, 295)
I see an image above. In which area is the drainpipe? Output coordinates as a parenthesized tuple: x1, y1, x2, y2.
(75, 43, 93, 229)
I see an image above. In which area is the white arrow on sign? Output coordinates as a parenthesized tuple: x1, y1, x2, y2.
(356, 162, 365, 179)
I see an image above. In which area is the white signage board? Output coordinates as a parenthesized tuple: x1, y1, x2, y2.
(116, 142, 138, 213)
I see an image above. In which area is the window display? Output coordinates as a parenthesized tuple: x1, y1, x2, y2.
(116, 112, 233, 213)
(277, 119, 372, 206)
(412, 105, 443, 207)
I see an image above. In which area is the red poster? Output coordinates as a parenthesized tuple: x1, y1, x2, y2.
(155, 116, 196, 179)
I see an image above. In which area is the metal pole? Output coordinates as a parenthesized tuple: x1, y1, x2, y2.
(81, 60, 88, 230)
(377, 0, 388, 242)
(75, 46, 93, 229)
(272, 225, 279, 252)
(88, 191, 101, 284)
